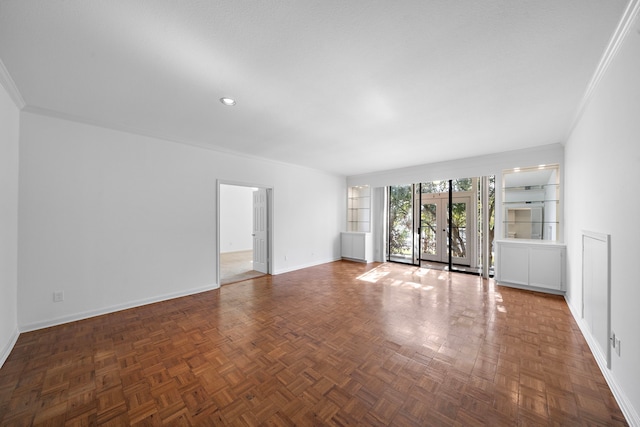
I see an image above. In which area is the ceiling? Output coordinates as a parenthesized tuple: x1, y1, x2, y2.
(0, 0, 629, 176)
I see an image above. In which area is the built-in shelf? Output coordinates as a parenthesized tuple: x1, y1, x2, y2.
(347, 185, 370, 232)
(502, 167, 560, 241)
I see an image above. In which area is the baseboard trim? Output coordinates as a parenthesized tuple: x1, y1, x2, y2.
(565, 297, 639, 426)
(495, 280, 565, 296)
(19, 283, 220, 333)
(220, 249, 253, 255)
(273, 257, 342, 275)
(0, 327, 20, 369)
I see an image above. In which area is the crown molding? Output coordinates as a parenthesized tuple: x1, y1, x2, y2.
(566, 0, 640, 140)
(0, 58, 26, 109)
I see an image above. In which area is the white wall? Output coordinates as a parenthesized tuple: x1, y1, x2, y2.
(18, 112, 345, 331)
(564, 11, 640, 423)
(220, 184, 254, 253)
(0, 81, 20, 366)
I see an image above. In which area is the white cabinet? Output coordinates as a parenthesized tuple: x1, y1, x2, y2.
(341, 232, 372, 262)
(495, 239, 565, 294)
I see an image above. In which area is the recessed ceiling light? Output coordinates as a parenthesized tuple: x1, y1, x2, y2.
(220, 97, 236, 106)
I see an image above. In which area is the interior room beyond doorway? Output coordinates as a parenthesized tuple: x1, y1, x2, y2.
(219, 184, 268, 285)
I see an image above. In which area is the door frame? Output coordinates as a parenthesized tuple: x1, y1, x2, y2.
(216, 180, 274, 287)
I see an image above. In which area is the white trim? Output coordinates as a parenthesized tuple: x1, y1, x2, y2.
(19, 283, 218, 333)
(566, 298, 639, 426)
(0, 58, 26, 109)
(0, 328, 20, 369)
(582, 229, 611, 242)
(581, 230, 611, 368)
(273, 257, 341, 275)
(566, 0, 640, 140)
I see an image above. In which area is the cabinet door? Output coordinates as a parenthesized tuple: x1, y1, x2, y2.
(351, 233, 366, 260)
(341, 233, 354, 259)
(529, 247, 563, 290)
(498, 244, 529, 285)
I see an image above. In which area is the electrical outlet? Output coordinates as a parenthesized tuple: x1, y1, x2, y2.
(53, 291, 64, 302)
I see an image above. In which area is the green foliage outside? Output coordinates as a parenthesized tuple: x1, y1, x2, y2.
(389, 177, 495, 269)
(389, 185, 413, 256)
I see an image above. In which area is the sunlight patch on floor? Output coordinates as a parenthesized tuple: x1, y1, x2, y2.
(356, 264, 439, 291)
(356, 265, 390, 283)
(415, 268, 432, 276)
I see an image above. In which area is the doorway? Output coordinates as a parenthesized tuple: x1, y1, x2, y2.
(387, 177, 494, 276)
(218, 182, 272, 286)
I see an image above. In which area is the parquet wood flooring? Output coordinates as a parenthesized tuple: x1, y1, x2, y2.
(0, 261, 627, 426)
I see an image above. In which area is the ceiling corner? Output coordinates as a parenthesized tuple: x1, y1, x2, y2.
(0, 58, 26, 109)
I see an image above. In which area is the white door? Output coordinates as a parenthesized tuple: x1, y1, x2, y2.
(252, 189, 268, 274)
(420, 196, 472, 265)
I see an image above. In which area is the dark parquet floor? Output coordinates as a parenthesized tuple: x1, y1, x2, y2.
(0, 261, 627, 426)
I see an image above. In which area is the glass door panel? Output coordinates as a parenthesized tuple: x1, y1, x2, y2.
(421, 203, 438, 256)
(388, 185, 417, 264)
(449, 200, 469, 264)
(421, 201, 441, 261)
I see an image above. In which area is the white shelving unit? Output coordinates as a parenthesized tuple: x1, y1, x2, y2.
(503, 183, 559, 240)
(343, 185, 373, 262)
(347, 185, 370, 232)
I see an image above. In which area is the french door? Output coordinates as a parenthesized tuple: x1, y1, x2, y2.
(420, 195, 471, 266)
(386, 177, 494, 275)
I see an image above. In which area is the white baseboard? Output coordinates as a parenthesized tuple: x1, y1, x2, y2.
(273, 257, 342, 275)
(565, 297, 639, 426)
(220, 249, 252, 254)
(0, 327, 20, 369)
(18, 257, 346, 333)
(19, 283, 220, 333)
